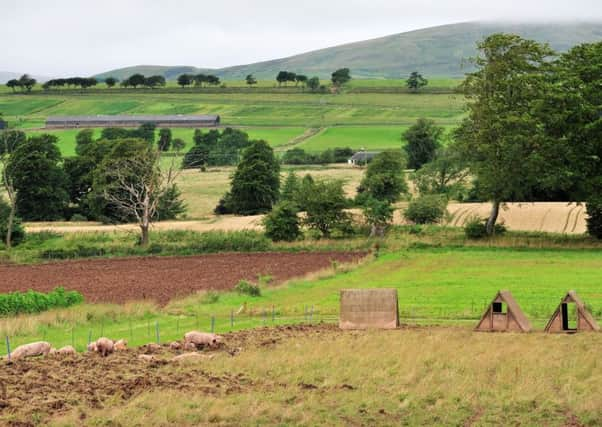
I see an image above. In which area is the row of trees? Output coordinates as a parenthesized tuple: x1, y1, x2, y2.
(6, 74, 37, 92)
(42, 77, 98, 90)
(176, 73, 221, 88)
(0, 126, 186, 247)
(120, 74, 166, 89)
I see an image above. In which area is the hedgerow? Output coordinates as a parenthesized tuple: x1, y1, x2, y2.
(0, 287, 84, 316)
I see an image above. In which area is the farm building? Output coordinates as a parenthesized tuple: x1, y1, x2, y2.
(474, 290, 532, 332)
(348, 151, 379, 166)
(45, 114, 220, 129)
(544, 291, 600, 333)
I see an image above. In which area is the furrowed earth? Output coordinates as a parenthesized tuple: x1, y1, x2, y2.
(0, 252, 364, 305)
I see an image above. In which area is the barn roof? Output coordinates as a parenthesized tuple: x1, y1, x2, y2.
(46, 114, 219, 123)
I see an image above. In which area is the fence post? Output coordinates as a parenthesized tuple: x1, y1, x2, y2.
(263, 309, 267, 326)
(176, 318, 180, 334)
(196, 313, 199, 330)
(271, 305, 275, 323)
(310, 306, 314, 323)
(87, 330, 92, 346)
(5, 336, 11, 363)
(71, 327, 75, 348)
(101, 320, 104, 337)
(304, 305, 308, 322)
(210, 316, 215, 333)
(155, 321, 160, 344)
(129, 319, 133, 342)
(230, 310, 234, 329)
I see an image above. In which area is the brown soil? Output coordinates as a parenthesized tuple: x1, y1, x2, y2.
(0, 252, 365, 306)
(0, 324, 340, 425)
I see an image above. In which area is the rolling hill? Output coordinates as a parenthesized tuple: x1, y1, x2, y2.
(97, 21, 600, 80)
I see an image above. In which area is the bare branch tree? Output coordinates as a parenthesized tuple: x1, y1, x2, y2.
(102, 147, 182, 246)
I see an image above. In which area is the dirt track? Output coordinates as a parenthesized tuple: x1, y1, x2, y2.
(0, 252, 365, 305)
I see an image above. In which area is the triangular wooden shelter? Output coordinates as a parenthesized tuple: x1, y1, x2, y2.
(544, 291, 600, 333)
(475, 290, 532, 332)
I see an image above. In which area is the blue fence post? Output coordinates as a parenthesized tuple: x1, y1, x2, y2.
(155, 321, 160, 344)
(230, 310, 234, 329)
(271, 305, 275, 323)
(87, 330, 92, 346)
(129, 319, 133, 342)
(211, 316, 215, 333)
(5, 336, 11, 362)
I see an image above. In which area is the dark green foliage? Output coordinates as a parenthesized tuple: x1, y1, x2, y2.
(177, 74, 193, 87)
(214, 193, 233, 215)
(307, 77, 320, 91)
(234, 280, 261, 297)
(0, 287, 84, 316)
(299, 179, 352, 237)
(263, 201, 301, 242)
(403, 118, 443, 169)
(75, 129, 94, 156)
(158, 128, 172, 151)
(586, 198, 602, 239)
(357, 151, 407, 203)
(245, 74, 257, 86)
(99, 124, 155, 144)
(280, 171, 299, 202)
(0, 130, 26, 155)
(227, 141, 280, 215)
(182, 128, 252, 168)
(105, 77, 118, 87)
(362, 197, 395, 237)
(403, 195, 448, 224)
(155, 184, 186, 220)
(406, 71, 428, 91)
(0, 197, 25, 246)
(7, 134, 69, 221)
(331, 68, 351, 87)
(464, 216, 507, 239)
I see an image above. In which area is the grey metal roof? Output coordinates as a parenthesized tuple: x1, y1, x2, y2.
(349, 151, 379, 161)
(46, 114, 219, 123)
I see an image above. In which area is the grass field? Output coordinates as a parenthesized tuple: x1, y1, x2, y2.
(0, 91, 466, 128)
(2, 242, 601, 355)
(43, 328, 602, 426)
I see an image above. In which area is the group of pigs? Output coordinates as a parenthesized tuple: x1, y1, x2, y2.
(5, 331, 223, 361)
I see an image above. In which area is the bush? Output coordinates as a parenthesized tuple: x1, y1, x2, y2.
(586, 198, 602, 239)
(0, 287, 84, 316)
(263, 202, 301, 242)
(234, 280, 261, 297)
(464, 216, 507, 239)
(403, 195, 447, 224)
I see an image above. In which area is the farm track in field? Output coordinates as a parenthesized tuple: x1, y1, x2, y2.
(0, 252, 366, 306)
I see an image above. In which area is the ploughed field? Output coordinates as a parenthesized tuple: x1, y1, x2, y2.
(0, 252, 364, 305)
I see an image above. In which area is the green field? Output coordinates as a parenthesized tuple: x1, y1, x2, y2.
(3, 243, 601, 353)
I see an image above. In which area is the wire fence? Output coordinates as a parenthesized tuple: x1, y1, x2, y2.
(4, 298, 592, 359)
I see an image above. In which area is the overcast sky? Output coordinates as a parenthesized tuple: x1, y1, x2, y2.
(1, 0, 601, 76)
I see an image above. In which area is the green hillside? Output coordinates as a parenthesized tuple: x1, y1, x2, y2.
(94, 21, 602, 80)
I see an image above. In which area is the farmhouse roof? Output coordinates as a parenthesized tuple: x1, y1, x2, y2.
(349, 151, 379, 162)
(45, 114, 220, 124)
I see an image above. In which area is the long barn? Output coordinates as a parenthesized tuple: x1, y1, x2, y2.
(45, 114, 220, 129)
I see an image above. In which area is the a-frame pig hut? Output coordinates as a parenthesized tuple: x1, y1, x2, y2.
(544, 291, 600, 333)
(475, 291, 532, 332)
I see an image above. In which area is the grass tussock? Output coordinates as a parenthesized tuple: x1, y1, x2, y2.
(49, 328, 602, 426)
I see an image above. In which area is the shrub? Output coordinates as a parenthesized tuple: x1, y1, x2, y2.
(263, 202, 301, 242)
(0, 287, 84, 316)
(586, 198, 602, 239)
(201, 291, 220, 304)
(234, 280, 261, 297)
(404, 195, 447, 224)
(464, 216, 507, 239)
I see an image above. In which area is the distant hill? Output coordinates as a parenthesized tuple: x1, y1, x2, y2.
(0, 71, 52, 84)
(94, 65, 214, 82)
(95, 21, 602, 80)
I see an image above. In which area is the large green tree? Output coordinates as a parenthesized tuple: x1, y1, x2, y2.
(406, 72, 428, 91)
(7, 134, 69, 221)
(227, 141, 280, 215)
(331, 68, 351, 89)
(543, 42, 602, 238)
(0, 130, 26, 247)
(455, 33, 556, 235)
